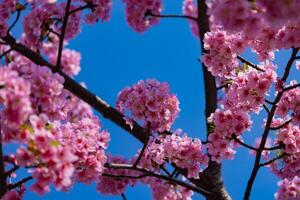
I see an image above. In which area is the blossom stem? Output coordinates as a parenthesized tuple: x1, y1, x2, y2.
(56, 0, 72, 71)
(146, 12, 198, 22)
(7, 176, 33, 190)
(105, 163, 211, 196)
(237, 56, 265, 72)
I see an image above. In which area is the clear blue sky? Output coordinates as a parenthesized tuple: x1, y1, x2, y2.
(9, 0, 298, 199)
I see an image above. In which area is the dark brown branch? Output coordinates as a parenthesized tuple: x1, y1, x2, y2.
(0, 49, 12, 60)
(69, 3, 98, 16)
(265, 99, 274, 105)
(132, 126, 150, 168)
(102, 173, 148, 179)
(284, 83, 300, 92)
(56, 0, 72, 71)
(259, 153, 288, 167)
(7, 10, 21, 34)
(270, 119, 292, 130)
(262, 104, 270, 114)
(194, 1, 231, 200)
(231, 135, 258, 151)
(121, 193, 127, 200)
(237, 56, 265, 72)
(5, 166, 19, 177)
(243, 48, 299, 200)
(146, 12, 198, 22)
(7, 176, 33, 190)
(48, 28, 60, 38)
(105, 163, 210, 196)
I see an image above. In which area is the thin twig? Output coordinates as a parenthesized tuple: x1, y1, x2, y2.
(237, 56, 265, 72)
(259, 153, 288, 167)
(5, 165, 19, 177)
(284, 83, 300, 92)
(105, 163, 210, 196)
(270, 119, 292, 130)
(265, 99, 274, 105)
(69, 3, 97, 15)
(231, 135, 258, 151)
(132, 125, 150, 168)
(121, 193, 127, 200)
(262, 104, 270, 114)
(56, 0, 72, 71)
(48, 28, 60, 38)
(160, 165, 172, 177)
(146, 11, 198, 22)
(7, 10, 21, 34)
(102, 173, 148, 179)
(0, 49, 12, 60)
(7, 176, 33, 190)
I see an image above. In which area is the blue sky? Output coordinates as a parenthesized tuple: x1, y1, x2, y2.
(6, 0, 299, 199)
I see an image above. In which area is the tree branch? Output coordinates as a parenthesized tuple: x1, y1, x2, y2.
(146, 11, 198, 22)
(194, 1, 231, 200)
(270, 119, 292, 130)
(121, 193, 127, 200)
(7, 10, 21, 34)
(7, 176, 33, 190)
(231, 135, 258, 151)
(237, 56, 265, 72)
(284, 83, 300, 92)
(259, 153, 288, 167)
(243, 48, 299, 200)
(56, 0, 72, 71)
(105, 163, 210, 196)
(132, 125, 150, 168)
(69, 3, 97, 16)
(0, 49, 12, 60)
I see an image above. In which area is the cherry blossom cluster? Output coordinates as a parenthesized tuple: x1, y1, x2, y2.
(0, 67, 32, 142)
(276, 124, 300, 154)
(23, 3, 81, 49)
(202, 30, 247, 77)
(137, 131, 208, 179)
(9, 59, 65, 121)
(275, 176, 300, 200)
(15, 114, 78, 195)
(117, 79, 179, 132)
(0, 47, 110, 198)
(207, 0, 300, 34)
(207, 0, 261, 36)
(206, 0, 300, 61)
(207, 109, 252, 162)
(223, 63, 277, 113)
(182, 0, 198, 37)
(277, 81, 300, 125)
(123, 0, 162, 32)
(13, 113, 110, 195)
(58, 117, 110, 184)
